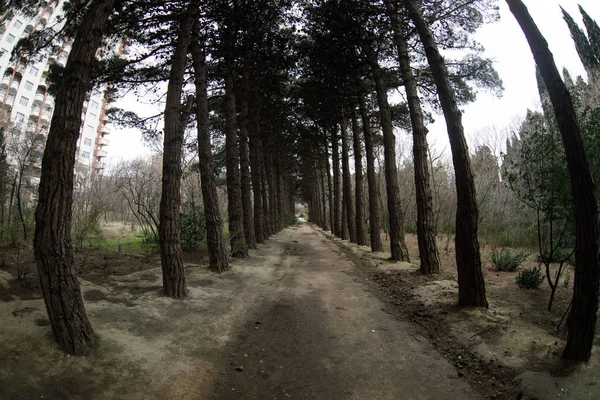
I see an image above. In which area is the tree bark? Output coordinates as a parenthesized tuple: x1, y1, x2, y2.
(387, 0, 440, 274)
(238, 70, 256, 249)
(506, 0, 600, 362)
(404, 0, 486, 305)
(224, 21, 248, 258)
(359, 94, 384, 253)
(351, 105, 366, 246)
(191, 29, 230, 274)
(325, 136, 334, 233)
(331, 129, 342, 237)
(341, 114, 357, 242)
(261, 156, 272, 237)
(363, 44, 410, 261)
(159, 0, 201, 298)
(320, 149, 330, 231)
(248, 89, 264, 243)
(33, 0, 116, 355)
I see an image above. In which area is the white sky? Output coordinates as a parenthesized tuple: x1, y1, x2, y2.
(104, 0, 600, 166)
(425, 0, 600, 158)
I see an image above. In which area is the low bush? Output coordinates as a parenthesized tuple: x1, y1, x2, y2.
(491, 248, 528, 272)
(515, 266, 544, 289)
(284, 213, 297, 227)
(180, 210, 206, 251)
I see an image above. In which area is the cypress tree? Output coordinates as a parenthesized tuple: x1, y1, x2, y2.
(579, 6, 600, 63)
(561, 8, 599, 74)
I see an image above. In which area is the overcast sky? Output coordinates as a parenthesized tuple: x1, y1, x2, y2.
(105, 0, 600, 166)
(425, 0, 600, 158)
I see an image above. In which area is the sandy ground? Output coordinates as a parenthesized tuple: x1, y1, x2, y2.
(2, 221, 600, 399)
(2, 222, 478, 400)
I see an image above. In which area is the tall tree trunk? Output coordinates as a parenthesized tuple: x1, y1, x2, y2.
(359, 94, 384, 252)
(404, 0, 486, 305)
(16, 165, 26, 240)
(325, 137, 334, 232)
(238, 70, 256, 249)
(248, 91, 264, 243)
(33, 0, 115, 355)
(387, 1, 440, 274)
(224, 22, 248, 258)
(261, 159, 271, 237)
(320, 151, 330, 231)
(276, 161, 285, 230)
(331, 129, 342, 237)
(506, 0, 600, 362)
(159, 0, 200, 298)
(191, 30, 230, 274)
(363, 44, 410, 261)
(266, 152, 277, 234)
(351, 106, 366, 246)
(341, 114, 357, 242)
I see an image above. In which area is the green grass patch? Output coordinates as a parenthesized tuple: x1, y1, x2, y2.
(86, 235, 159, 252)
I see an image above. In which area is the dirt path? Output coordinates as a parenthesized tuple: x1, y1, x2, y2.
(208, 222, 479, 399)
(0, 222, 482, 400)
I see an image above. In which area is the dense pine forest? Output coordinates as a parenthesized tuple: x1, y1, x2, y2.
(1, 0, 600, 398)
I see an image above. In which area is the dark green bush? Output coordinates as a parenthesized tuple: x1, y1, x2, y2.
(491, 248, 528, 272)
(284, 213, 297, 227)
(515, 266, 544, 289)
(180, 211, 206, 251)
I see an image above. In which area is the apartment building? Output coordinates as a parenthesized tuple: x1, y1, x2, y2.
(0, 0, 111, 181)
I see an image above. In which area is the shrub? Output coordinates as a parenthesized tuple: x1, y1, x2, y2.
(515, 266, 545, 289)
(491, 248, 528, 272)
(180, 210, 206, 251)
(284, 213, 297, 227)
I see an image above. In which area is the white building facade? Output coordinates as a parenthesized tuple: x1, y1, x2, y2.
(0, 0, 111, 178)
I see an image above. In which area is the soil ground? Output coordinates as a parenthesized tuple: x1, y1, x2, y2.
(1, 221, 599, 399)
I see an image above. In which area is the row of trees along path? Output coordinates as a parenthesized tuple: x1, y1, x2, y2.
(5, 0, 599, 362)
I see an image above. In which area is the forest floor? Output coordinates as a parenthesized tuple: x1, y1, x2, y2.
(0, 221, 599, 399)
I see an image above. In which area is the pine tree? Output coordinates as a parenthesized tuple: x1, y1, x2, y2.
(507, 0, 600, 362)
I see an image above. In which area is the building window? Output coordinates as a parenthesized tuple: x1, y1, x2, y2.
(19, 96, 28, 106)
(29, 66, 39, 76)
(81, 151, 90, 160)
(90, 113, 97, 120)
(84, 138, 92, 147)
(91, 101, 99, 110)
(15, 112, 25, 123)
(6, 34, 15, 44)
(14, 20, 23, 29)
(24, 81, 33, 91)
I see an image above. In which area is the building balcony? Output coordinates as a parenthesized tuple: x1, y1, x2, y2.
(96, 150, 108, 158)
(39, 113, 50, 126)
(98, 137, 110, 146)
(0, 76, 10, 88)
(25, 23, 34, 34)
(34, 93, 45, 104)
(9, 79, 20, 92)
(100, 125, 112, 135)
(4, 96, 15, 107)
(57, 54, 67, 67)
(101, 114, 109, 123)
(30, 108, 40, 119)
(40, 10, 52, 25)
(95, 161, 105, 170)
